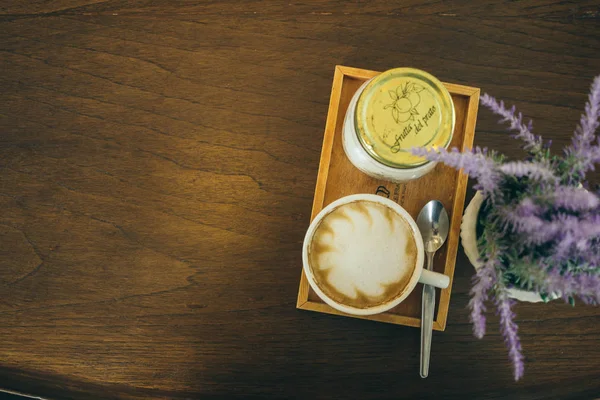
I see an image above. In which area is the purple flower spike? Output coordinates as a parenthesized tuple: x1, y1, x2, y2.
(496, 292, 525, 381)
(591, 144, 600, 165)
(469, 258, 499, 338)
(418, 76, 600, 381)
(551, 187, 600, 211)
(570, 76, 600, 153)
(499, 161, 557, 182)
(480, 94, 544, 152)
(516, 198, 543, 216)
(565, 75, 600, 177)
(541, 269, 600, 305)
(498, 205, 558, 244)
(411, 146, 500, 194)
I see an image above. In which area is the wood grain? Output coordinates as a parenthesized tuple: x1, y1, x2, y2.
(296, 66, 479, 331)
(1, 1, 600, 399)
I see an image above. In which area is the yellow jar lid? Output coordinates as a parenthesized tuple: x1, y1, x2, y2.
(355, 68, 455, 168)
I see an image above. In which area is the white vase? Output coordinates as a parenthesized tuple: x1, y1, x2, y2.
(460, 191, 552, 303)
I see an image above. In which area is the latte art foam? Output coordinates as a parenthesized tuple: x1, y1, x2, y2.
(308, 200, 418, 309)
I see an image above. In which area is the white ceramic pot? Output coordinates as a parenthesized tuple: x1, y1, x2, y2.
(460, 191, 555, 303)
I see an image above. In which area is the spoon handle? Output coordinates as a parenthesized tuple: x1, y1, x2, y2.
(420, 251, 435, 378)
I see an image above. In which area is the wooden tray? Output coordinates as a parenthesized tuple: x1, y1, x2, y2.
(297, 65, 479, 331)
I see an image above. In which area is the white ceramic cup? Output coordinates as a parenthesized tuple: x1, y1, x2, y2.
(302, 194, 450, 316)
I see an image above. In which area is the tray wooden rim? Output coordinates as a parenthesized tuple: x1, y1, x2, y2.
(297, 65, 480, 331)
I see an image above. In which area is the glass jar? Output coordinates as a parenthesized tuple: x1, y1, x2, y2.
(342, 68, 455, 182)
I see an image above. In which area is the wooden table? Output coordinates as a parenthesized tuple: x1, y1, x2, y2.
(1, 1, 599, 399)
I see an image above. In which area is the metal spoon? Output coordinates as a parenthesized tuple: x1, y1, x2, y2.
(416, 200, 450, 378)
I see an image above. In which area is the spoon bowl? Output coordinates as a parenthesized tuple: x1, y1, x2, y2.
(417, 200, 450, 253)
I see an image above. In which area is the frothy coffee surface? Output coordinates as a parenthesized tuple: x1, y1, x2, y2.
(308, 200, 418, 309)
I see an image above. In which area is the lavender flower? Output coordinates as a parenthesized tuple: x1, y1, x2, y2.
(411, 146, 500, 194)
(498, 193, 600, 251)
(556, 213, 600, 246)
(552, 231, 576, 263)
(419, 76, 600, 381)
(480, 94, 544, 152)
(574, 76, 600, 146)
(496, 197, 545, 237)
(499, 161, 557, 182)
(584, 249, 600, 270)
(550, 186, 600, 211)
(550, 213, 600, 263)
(515, 197, 543, 217)
(469, 257, 498, 338)
(495, 291, 524, 381)
(498, 207, 558, 245)
(565, 76, 600, 176)
(538, 268, 600, 305)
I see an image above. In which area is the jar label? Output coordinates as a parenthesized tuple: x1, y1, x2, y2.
(356, 68, 454, 168)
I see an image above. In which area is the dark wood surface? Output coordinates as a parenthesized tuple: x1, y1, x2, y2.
(1, 1, 599, 399)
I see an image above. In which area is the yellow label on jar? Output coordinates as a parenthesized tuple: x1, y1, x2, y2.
(355, 68, 455, 168)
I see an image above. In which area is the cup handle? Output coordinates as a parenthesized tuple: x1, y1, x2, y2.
(419, 269, 450, 289)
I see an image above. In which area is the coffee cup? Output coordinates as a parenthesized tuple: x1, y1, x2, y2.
(302, 194, 450, 316)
